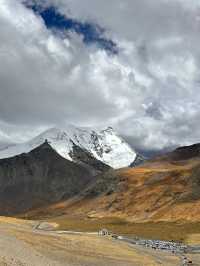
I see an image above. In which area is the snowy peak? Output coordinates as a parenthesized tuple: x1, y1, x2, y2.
(0, 126, 137, 169)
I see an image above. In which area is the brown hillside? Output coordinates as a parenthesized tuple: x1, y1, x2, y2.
(25, 143, 200, 223)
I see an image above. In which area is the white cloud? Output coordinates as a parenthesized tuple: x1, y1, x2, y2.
(0, 0, 200, 152)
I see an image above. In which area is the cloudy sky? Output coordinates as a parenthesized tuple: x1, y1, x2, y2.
(0, 0, 200, 153)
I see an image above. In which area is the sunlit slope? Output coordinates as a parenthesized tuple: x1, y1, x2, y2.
(26, 143, 200, 223)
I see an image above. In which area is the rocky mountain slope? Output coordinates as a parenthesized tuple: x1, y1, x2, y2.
(27, 143, 200, 223)
(0, 126, 136, 169)
(0, 141, 103, 215)
(130, 154, 146, 167)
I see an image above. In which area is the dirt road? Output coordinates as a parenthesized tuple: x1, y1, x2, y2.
(0, 217, 182, 266)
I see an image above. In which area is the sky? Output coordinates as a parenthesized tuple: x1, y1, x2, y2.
(0, 0, 200, 153)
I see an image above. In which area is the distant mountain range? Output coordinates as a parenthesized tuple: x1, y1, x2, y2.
(0, 125, 137, 169)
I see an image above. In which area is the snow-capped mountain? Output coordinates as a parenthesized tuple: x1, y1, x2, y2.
(0, 125, 136, 169)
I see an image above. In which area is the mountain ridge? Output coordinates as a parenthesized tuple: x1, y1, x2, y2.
(0, 125, 136, 169)
(0, 141, 100, 215)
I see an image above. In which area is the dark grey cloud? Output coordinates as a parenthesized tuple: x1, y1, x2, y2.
(0, 0, 200, 151)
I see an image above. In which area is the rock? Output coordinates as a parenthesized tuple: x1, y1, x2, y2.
(0, 142, 94, 215)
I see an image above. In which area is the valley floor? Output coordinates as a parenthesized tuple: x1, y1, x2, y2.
(46, 215, 200, 244)
(0, 217, 183, 266)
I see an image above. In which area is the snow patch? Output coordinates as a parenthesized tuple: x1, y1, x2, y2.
(0, 125, 136, 169)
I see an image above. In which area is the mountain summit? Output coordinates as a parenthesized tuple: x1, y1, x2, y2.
(0, 125, 136, 169)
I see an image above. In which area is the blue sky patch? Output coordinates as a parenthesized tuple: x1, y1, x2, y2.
(24, 2, 118, 54)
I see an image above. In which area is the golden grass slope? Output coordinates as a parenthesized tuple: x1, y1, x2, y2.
(25, 156, 200, 223)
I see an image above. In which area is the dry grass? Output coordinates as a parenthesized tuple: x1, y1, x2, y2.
(47, 216, 200, 244)
(22, 158, 200, 226)
(19, 158, 200, 250)
(0, 216, 180, 266)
